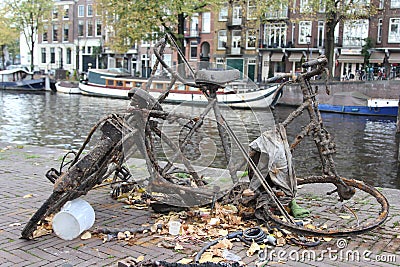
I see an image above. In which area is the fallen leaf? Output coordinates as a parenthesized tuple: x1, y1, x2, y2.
(323, 237, 333, 242)
(209, 217, 220, 226)
(339, 215, 351, 220)
(212, 238, 233, 250)
(177, 258, 193, 264)
(80, 231, 92, 240)
(242, 189, 255, 197)
(246, 241, 260, 257)
(199, 252, 213, 263)
(210, 257, 224, 263)
(117, 232, 126, 240)
(218, 229, 229, 237)
(174, 242, 183, 250)
(136, 255, 144, 262)
(276, 237, 286, 246)
(32, 228, 52, 238)
(23, 194, 34, 198)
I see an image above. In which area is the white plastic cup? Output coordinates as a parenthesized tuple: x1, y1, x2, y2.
(168, 221, 181, 236)
(52, 198, 95, 240)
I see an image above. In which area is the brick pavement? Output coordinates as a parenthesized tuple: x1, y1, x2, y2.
(0, 142, 399, 266)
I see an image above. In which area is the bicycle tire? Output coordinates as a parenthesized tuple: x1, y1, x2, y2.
(21, 125, 122, 239)
(264, 176, 389, 237)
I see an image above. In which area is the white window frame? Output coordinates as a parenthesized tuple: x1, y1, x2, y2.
(41, 48, 46, 63)
(190, 15, 199, 36)
(218, 30, 227, 50)
(391, 0, 400, 8)
(86, 20, 93, 37)
(379, 0, 385, 8)
(246, 29, 257, 49)
(247, 0, 257, 20)
(78, 5, 84, 17)
(265, 23, 287, 47)
(63, 5, 69, 19)
(298, 21, 312, 44)
(78, 20, 84, 37)
(300, 0, 311, 13)
(317, 21, 325, 47)
(190, 41, 198, 60)
(96, 19, 102, 37)
(52, 24, 58, 42)
(87, 4, 93, 17)
(343, 19, 369, 46)
(202, 12, 211, 33)
(42, 26, 48, 42)
(389, 18, 400, 43)
(219, 3, 228, 21)
(63, 24, 69, 42)
(377, 18, 383, 43)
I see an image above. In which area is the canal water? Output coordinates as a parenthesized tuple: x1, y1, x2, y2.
(0, 91, 399, 189)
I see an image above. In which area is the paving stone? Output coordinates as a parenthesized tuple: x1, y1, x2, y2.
(0, 142, 399, 266)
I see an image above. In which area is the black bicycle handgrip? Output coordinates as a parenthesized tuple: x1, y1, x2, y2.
(302, 57, 327, 68)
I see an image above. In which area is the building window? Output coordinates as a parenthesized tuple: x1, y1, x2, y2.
(219, 3, 228, 21)
(300, 0, 311, 13)
(391, 0, 400, 8)
(202, 12, 210, 33)
(247, 0, 256, 20)
(216, 58, 225, 68)
(265, 23, 287, 47)
(377, 19, 383, 43)
(87, 20, 93, 37)
(343, 19, 369, 46)
(63, 24, 69, 42)
(319, 0, 326, 12)
(52, 7, 58, 20)
(218, 30, 227, 49)
(52, 25, 58, 42)
(66, 48, 71, 64)
(232, 5, 242, 25)
(78, 21, 84, 37)
(246, 29, 256, 49)
(265, 4, 288, 19)
(298, 21, 312, 44)
(63, 5, 69, 19)
(87, 46, 92, 54)
(87, 4, 93, 17)
(96, 19, 102, 36)
(78, 5, 84, 17)
(190, 41, 197, 59)
(190, 15, 198, 36)
(41, 48, 46, 63)
(317, 21, 325, 47)
(389, 18, 400, 43)
(50, 48, 55, 63)
(42, 26, 48, 42)
(379, 0, 384, 8)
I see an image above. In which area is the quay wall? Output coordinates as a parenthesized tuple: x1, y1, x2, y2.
(279, 80, 400, 106)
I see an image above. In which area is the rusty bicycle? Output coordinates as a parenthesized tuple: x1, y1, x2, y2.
(21, 35, 389, 240)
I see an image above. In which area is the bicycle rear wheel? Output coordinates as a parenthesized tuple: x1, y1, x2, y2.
(21, 119, 125, 239)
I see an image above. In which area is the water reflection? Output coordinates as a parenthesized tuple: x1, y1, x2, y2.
(0, 91, 398, 189)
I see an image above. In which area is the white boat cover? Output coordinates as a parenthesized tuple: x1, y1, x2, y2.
(249, 125, 297, 197)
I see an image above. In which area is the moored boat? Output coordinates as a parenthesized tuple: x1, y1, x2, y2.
(0, 69, 46, 91)
(318, 91, 398, 117)
(55, 81, 81, 94)
(79, 68, 279, 108)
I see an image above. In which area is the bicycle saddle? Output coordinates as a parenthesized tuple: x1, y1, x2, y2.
(195, 69, 240, 86)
